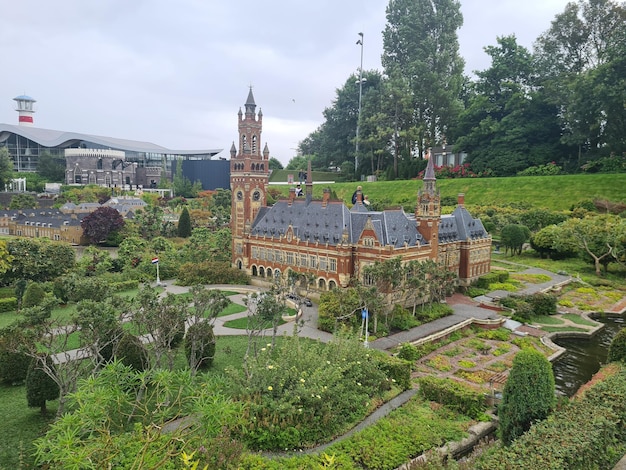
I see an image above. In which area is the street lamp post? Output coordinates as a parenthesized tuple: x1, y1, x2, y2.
(355, 32, 364, 174)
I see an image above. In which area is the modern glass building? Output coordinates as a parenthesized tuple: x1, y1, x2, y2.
(0, 122, 222, 174)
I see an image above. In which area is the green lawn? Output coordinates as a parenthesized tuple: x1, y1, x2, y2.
(540, 326, 591, 333)
(561, 313, 599, 327)
(528, 315, 565, 325)
(268, 173, 626, 212)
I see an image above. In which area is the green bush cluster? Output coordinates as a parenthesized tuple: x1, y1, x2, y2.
(475, 272, 510, 289)
(229, 336, 392, 451)
(608, 328, 626, 363)
(500, 292, 557, 322)
(397, 342, 421, 362)
(418, 376, 488, 420)
(475, 327, 511, 341)
(414, 302, 454, 323)
(477, 366, 626, 469)
(370, 351, 412, 390)
(0, 297, 17, 313)
(177, 261, 250, 286)
(110, 280, 140, 292)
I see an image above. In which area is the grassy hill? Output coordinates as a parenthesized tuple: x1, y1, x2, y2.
(269, 174, 626, 212)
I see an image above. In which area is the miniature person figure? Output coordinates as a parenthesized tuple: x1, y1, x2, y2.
(363, 195, 370, 206)
(351, 185, 363, 204)
(295, 184, 303, 197)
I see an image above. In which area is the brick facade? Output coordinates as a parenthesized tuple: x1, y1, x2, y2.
(231, 91, 491, 291)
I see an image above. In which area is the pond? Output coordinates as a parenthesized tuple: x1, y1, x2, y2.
(552, 313, 625, 397)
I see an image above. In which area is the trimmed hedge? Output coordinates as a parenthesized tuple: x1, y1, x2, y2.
(476, 365, 626, 469)
(418, 376, 487, 419)
(0, 297, 17, 313)
(372, 351, 412, 391)
(475, 271, 509, 289)
(177, 261, 250, 286)
(111, 280, 140, 292)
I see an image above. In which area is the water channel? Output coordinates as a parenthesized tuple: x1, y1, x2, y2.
(552, 313, 625, 397)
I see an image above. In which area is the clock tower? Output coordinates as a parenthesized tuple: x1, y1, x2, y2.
(230, 88, 270, 270)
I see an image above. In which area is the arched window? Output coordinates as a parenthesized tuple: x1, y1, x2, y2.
(97, 158, 103, 170)
(252, 135, 257, 153)
(267, 268, 273, 279)
(252, 266, 258, 276)
(318, 278, 326, 290)
(259, 266, 265, 277)
(237, 260, 243, 270)
(329, 280, 337, 290)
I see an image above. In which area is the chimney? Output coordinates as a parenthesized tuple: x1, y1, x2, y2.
(305, 159, 313, 201)
(322, 188, 331, 208)
(288, 187, 296, 205)
(457, 193, 465, 207)
(356, 185, 363, 203)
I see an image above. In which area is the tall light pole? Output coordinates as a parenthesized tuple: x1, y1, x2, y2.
(355, 32, 364, 174)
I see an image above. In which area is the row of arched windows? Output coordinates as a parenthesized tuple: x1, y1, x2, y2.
(232, 162, 265, 172)
(249, 264, 337, 290)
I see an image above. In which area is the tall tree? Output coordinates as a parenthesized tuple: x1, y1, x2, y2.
(36, 152, 66, 182)
(0, 147, 14, 191)
(452, 36, 565, 175)
(177, 207, 192, 238)
(382, 0, 464, 158)
(534, 0, 626, 163)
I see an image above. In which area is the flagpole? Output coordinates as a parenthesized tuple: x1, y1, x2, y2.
(156, 261, 160, 286)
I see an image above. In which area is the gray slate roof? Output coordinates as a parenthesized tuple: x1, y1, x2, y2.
(251, 198, 488, 248)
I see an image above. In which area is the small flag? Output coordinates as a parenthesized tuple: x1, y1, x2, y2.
(151, 257, 159, 264)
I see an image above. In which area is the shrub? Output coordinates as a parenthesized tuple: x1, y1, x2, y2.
(397, 342, 421, 362)
(476, 365, 626, 469)
(475, 272, 509, 289)
(177, 261, 250, 286)
(114, 334, 149, 371)
(0, 345, 30, 384)
(26, 356, 60, 415)
(498, 348, 556, 445)
(527, 293, 557, 316)
(476, 328, 510, 341)
(371, 351, 411, 390)
(230, 336, 390, 450)
(22, 282, 46, 308)
(0, 297, 17, 313)
(184, 321, 216, 371)
(110, 280, 140, 292)
(608, 328, 626, 363)
(418, 376, 487, 419)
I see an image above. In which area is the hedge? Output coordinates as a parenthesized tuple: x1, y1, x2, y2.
(0, 297, 17, 313)
(372, 351, 412, 391)
(418, 376, 487, 419)
(111, 280, 140, 292)
(476, 365, 626, 469)
(475, 272, 509, 289)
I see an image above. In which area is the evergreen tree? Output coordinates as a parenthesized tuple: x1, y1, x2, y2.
(498, 348, 556, 445)
(177, 207, 192, 238)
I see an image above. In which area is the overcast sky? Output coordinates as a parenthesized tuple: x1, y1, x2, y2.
(0, 0, 569, 166)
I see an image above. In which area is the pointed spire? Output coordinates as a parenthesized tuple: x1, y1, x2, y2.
(230, 142, 237, 158)
(424, 155, 436, 181)
(245, 87, 256, 117)
(263, 143, 270, 158)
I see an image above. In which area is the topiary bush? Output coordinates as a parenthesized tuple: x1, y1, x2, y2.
(527, 293, 557, 316)
(114, 333, 149, 371)
(476, 365, 626, 469)
(608, 328, 626, 363)
(371, 350, 411, 391)
(397, 342, 421, 362)
(26, 355, 59, 415)
(22, 282, 46, 308)
(184, 321, 216, 371)
(498, 348, 556, 445)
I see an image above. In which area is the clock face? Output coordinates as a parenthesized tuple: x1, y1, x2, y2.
(236, 190, 243, 201)
(253, 190, 261, 201)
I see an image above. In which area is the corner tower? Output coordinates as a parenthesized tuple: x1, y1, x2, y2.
(416, 155, 440, 257)
(230, 88, 270, 269)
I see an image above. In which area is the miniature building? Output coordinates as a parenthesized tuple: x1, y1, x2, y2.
(230, 90, 492, 291)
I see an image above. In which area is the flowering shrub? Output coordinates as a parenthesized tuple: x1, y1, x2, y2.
(229, 335, 392, 450)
